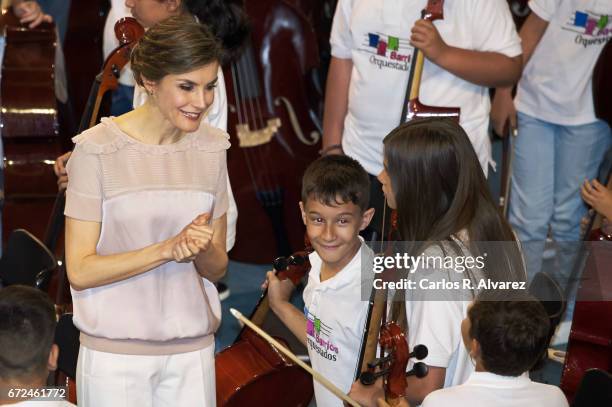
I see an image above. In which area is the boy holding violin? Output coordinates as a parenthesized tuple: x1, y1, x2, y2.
(266, 154, 375, 407)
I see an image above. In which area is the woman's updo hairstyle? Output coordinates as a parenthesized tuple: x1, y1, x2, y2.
(131, 15, 222, 86)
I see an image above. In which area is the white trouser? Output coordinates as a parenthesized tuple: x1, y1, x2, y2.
(76, 343, 215, 407)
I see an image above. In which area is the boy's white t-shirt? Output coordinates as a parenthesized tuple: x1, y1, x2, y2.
(422, 371, 569, 407)
(302, 240, 374, 407)
(515, 0, 612, 125)
(330, 0, 522, 175)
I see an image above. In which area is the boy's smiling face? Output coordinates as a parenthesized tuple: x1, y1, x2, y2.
(300, 196, 374, 275)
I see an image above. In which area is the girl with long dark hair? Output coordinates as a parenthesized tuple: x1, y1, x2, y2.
(350, 118, 526, 406)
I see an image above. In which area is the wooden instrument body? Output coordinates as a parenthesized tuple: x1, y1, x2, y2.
(560, 245, 612, 401)
(560, 173, 612, 401)
(225, 0, 321, 263)
(215, 328, 313, 407)
(0, 8, 66, 246)
(216, 249, 314, 406)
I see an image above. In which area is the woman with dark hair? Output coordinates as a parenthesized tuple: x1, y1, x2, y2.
(350, 117, 526, 406)
(65, 17, 228, 406)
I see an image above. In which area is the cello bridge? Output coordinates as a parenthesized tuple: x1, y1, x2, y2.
(236, 118, 281, 148)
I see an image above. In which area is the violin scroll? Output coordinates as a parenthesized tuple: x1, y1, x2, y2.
(114, 17, 145, 46)
(359, 322, 429, 403)
(273, 248, 312, 286)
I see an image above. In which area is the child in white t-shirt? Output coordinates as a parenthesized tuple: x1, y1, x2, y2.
(491, 0, 612, 287)
(322, 0, 523, 235)
(0, 286, 76, 407)
(421, 291, 568, 407)
(266, 155, 375, 407)
(376, 292, 569, 407)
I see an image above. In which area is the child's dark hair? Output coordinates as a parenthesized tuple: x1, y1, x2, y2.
(0, 286, 56, 381)
(301, 155, 370, 211)
(184, 0, 250, 61)
(468, 291, 549, 376)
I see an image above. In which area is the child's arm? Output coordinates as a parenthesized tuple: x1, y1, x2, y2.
(266, 271, 308, 347)
(581, 179, 612, 221)
(490, 12, 550, 135)
(411, 19, 521, 88)
(322, 56, 352, 153)
(11, 0, 53, 28)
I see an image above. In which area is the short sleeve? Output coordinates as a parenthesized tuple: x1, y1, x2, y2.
(528, 0, 558, 21)
(471, 0, 522, 57)
(213, 150, 229, 220)
(330, 0, 354, 59)
(405, 300, 463, 368)
(64, 144, 103, 222)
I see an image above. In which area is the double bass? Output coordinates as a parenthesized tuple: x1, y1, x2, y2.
(225, 0, 322, 263)
(0, 6, 63, 245)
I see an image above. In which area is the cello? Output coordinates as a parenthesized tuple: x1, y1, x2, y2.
(215, 250, 314, 406)
(225, 0, 322, 263)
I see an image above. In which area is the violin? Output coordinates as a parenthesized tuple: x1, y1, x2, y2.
(215, 249, 314, 406)
(359, 322, 428, 406)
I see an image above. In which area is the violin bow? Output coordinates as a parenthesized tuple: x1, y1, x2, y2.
(230, 308, 361, 407)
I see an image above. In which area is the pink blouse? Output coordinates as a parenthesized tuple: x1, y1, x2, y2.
(65, 117, 229, 355)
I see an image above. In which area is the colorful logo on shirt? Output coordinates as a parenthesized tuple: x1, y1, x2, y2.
(304, 307, 339, 362)
(564, 9, 612, 47)
(359, 32, 411, 71)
